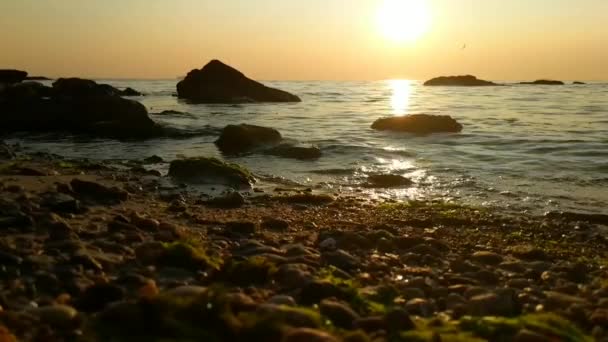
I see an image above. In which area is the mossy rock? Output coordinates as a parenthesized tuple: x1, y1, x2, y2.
(159, 241, 222, 271)
(168, 157, 255, 188)
(217, 256, 278, 285)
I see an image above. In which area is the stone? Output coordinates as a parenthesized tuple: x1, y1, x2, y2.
(282, 328, 339, 342)
(405, 298, 434, 317)
(120, 87, 142, 96)
(207, 191, 246, 208)
(573, 81, 586, 85)
(261, 218, 290, 231)
(215, 124, 282, 154)
(372, 114, 463, 134)
(78, 283, 125, 312)
(264, 143, 322, 160)
(164, 285, 208, 297)
(30, 305, 78, 329)
(471, 251, 504, 265)
(424, 75, 498, 86)
(319, 299, 360, 328)
(225, 221, 257, 235)
(168, 157, 255, 187)
(384, 308, 415, 332)
(520, 80, 564, 85)
(365, 174, 413, 188)
(323, 249, 359, 271)
(268, 295, 297, 306)
(70, 179, 128, 203)
(143, 155, 164, 164)
(177, 59, 301, 103)
(0, 69, 28, 84)
(545, 211, 608, 225)
(41, 192, 81, 214)
(353, 316, 386, 333)
(467, 289, 519, 316)
(300, 281, 349, 305)
(543, 291, 589, 309)
(514, 329, 552, 342)
(0, 141, 16, 159)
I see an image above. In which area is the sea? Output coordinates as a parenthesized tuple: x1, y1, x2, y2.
(6, 79, 608, 216)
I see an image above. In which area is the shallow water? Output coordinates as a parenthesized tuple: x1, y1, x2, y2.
(8, 79, 608, 215)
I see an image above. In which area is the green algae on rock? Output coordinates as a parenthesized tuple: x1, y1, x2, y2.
(168, 157, 255, 188)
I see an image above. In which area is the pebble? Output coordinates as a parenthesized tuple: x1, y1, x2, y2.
(282, 328, 339, 342)
(31, 305, 78, 329)
(267, 295, 297, 306)
(319, 299, 360, 328)
(322, 249, 359, 271)
(384, 308, 415, 332)
(471, 251, 504, 265)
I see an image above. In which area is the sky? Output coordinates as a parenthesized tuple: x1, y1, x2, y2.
(1, 0, 607, 80)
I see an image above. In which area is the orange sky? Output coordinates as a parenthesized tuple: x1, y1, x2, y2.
(1, 0, 607, 80)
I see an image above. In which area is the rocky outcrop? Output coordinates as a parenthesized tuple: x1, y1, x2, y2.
(168, 157, 255, 188)
(177, 60, 301, 103)
(0, 77, 160, 138)
(215, 124, 282, 154)
(424, 75, 497, 86)
(0, 70, 28, 84)
(215, 124, 322, 160)
(519, 80, 564, 85)
(371, 114, 463, 134)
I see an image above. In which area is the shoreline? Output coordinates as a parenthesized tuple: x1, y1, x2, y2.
(0, 148, 606, 340)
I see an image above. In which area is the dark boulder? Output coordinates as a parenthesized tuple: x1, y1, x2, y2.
(0, 78, 162, 139)
(365, 174, 413, 188)
(215, 124, 282, 154)
(0, 69, 28, 84)
(265, 143, 322, 160)
(177, 59, 301, 103)
(372, 114, 463, 134)
(26, 76, 52, 81)
(0, 141, 15, 160)
(573, 81, 586, 85)
(120, 87, 143, 96)
(424, 75, 497, 86)
(519, 80, 564, 85)
(168, 157, 255, 188)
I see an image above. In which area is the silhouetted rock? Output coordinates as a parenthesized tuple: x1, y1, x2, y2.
(265, 143, 322, 160)
(371, 114, 463, 134)
(121, 87, 143, 96)
(0, 78, 161, 139)
(365, 174, 413, 188)
(519, 80, 564, 85)
(0, 69, 28, 84)
(0, 141, 15, 160)
(216, 124, 282, 154)
(573, 81, 586, 85)
(424, 75, 497, 86)
(26, 76, 52, 81)
(177, 60, 301, 103)
(168, 157, 255, 187)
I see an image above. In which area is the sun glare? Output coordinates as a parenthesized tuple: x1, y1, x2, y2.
(377, 0, 431, 43)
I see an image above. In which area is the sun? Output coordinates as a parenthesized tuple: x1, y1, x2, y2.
(376, 0, 431, 43)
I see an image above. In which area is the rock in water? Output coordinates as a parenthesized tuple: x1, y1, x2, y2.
(0, 77, 161, 139)
(365, 174, 413, 188)
(168, 157, 255, 187)
(0, 69, 28, 84)
(573, 81, 586, 85)
(120, 87, 143, 96)
(424, 75, 497, 86)
(371, 114, 463, 134)
(519, 79, 564, 85)
(177, 59, 301, 103)
(215, 124, 283, 154)
(265, 143, 322, 160)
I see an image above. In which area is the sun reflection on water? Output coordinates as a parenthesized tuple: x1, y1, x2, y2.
(389, 80, 412, 116)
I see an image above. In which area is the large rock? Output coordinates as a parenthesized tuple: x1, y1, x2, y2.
(424, 75, 497, 86)
(215, 124, 282, 154)
(372, 114, 463, 134)
(0, 77, 161, 138)
(168, 157, 255, 187)
(0, 69, 28, 84)
(519, 79, 564, 85)
(177, 60, 301, 103)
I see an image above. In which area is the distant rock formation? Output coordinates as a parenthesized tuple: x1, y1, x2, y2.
(372, 114, 463, 134)
(0, 76, 160, 139)
(573, 81, 586, 85)
(0, 70, 28, 84)
(519, 80, 564, 85)
(424, 75, 498, 86)
(215, 124, 321, 160)
(177, 60, 301, 103)
(25, 76, 52, 81)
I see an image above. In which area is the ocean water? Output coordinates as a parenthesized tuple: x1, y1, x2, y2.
(8, 80, 608, 215)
